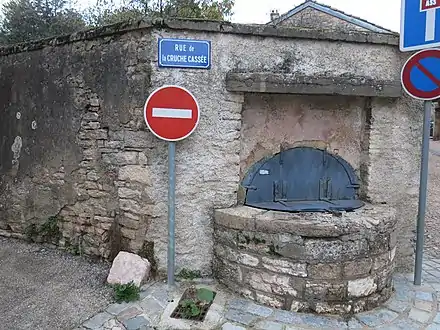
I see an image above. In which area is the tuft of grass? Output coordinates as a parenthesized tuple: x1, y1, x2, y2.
(39, 216, 61, 242)
(112, 281, 140, 303)
(25, 224, 39, 242)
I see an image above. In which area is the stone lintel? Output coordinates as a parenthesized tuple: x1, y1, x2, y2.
(225, 72, 402, 98)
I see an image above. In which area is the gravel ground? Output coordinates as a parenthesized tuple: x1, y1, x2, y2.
(424, 140, 440, 255)
(0, 237, 113, 330)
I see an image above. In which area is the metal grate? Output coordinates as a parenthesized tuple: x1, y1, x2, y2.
(170, 288, 217, 322)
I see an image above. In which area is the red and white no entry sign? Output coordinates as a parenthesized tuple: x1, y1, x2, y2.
(144, 85, 200, 141)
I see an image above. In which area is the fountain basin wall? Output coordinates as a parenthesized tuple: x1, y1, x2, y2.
(213, 205, 397, 314)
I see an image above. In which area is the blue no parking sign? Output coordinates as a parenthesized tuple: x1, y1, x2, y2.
(401, 49, 440, 100)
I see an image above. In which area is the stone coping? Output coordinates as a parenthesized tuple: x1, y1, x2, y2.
(214, 204, 397, 238)
(0, 18, 399, 57)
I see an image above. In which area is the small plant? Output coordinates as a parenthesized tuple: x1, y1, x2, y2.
(24, 215, 62, 243)
(39, 215, 61, 241)
(177, 269, 202, 280)
(25, 224, 38, 242)
(197, 288, 215, 303)
(181, 299, 201, 318)
(112, 281, 140, 303)
(171, 286, 216, 321)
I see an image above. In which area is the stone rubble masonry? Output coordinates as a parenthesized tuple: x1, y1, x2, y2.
(213, 205, 397, 314)
(0, 17, 420, 276)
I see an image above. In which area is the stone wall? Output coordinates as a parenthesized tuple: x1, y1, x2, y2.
(213, 205, 397, 314)
(0, 18, 421, 275)
(366, 97, 422, 271)
(277, 6, 370, 32)
(0, 30, 153, 260)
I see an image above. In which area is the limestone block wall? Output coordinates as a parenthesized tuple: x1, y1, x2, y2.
(366, 97, 423, 271)
(0, 19, 421, 275)
(213, 205, 397, 314)
(0, 31, 154, 261)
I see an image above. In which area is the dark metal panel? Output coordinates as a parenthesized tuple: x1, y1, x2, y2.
(243, 147, 364, 213)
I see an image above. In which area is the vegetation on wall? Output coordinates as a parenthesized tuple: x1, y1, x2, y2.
(0, 0, 235, 45)
(25, 215, 62, 244)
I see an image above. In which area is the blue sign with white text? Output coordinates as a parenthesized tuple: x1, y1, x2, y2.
(400, 0, 440, 51)
(158, 38, 211, 69)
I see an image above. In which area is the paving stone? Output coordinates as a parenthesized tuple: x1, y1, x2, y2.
(425, 275, 439, 283)
(83, 312, 113, 329)
(385, 298, 411, 313)
(138, 297, 164, 322)
(151, 288, 171, 307)
(272, 310, 303, 324)
(409, 308, 431, 323)
(228, 299, 251, 311)
(416, 291, 434, 301)
(430, 283, 440, 292)
(429, 270, 440, 278)
(225, 308, 259, 326)
(414, 299, 434, 312)
(222, 322, 247, 330)
(102, 318, 126, 330)
(376, 318, 422, 330)
(246, 302, 273, 317)
(433, 312, 440, 323)
(117, 306, 143, 322)
(423, 271, 434, 278)
(426, 324, 440, 330)
(300, 314, 348, 329)
(106, 302, 133, 315)
(122, 315, 150, 330)
(355, 308, 399, 327)
(425, 264, 435, 271)
(430, 258, 440, 265)
(394, 285, 415, 301)
(139, 288, 153, 300)
(347, 318, 364, 329)
(403, 273, 415, 281)
(254, 320, 285, 330)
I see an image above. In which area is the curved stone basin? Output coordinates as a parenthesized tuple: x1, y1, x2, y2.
(213, 205, 397, 314)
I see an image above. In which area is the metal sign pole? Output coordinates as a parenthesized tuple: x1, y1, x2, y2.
(145, 85, 199, 289)
(414, 100, 432, 285)
(167, 142, 176, 287)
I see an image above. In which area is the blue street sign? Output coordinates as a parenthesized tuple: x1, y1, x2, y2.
(400, 0, 440, 52)
(158, 38, 211, 69)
